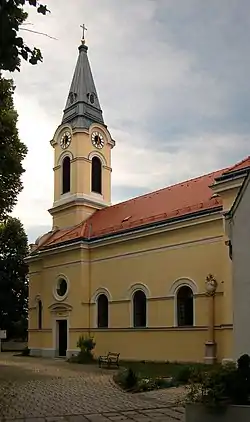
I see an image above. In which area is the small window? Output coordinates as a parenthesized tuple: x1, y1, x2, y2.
(133, 290, 147, 328)
(38, 300, 42, 330)
(91, 156, 102, 194)
(97, 294, 109, 328)
(56, 278, 68, 298)
(62, 156, 70, 194)
(177, 286, 194, 326)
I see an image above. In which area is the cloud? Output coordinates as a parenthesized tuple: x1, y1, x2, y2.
(9, 0, 250, 240)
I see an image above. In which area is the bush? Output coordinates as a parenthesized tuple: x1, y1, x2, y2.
(176, 365, 195, 384)
(186, 355, 250, 410)
(114, 368, 175, 393)
(124, 368, 138, 390)
(73, 335, 96, 364)
(114, 368, 138, 391)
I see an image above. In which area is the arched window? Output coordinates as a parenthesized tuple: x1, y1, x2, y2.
(91, 156, 102, 194)
(177, 286, 194, 326)
(97, 294, 109, 328)
(133, 290, 147, 328)
(38, 300, 42, 330)
(62, 156, 70, 194)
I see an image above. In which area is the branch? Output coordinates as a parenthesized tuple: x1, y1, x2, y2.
(20, 28, 57, 40)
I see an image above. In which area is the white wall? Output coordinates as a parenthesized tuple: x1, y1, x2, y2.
(232, 178, 250, 359)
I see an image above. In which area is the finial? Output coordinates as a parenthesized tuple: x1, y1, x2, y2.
(80, 23, 87, 44)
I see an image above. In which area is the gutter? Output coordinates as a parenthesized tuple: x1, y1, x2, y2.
(215, 166, 250, 183)
(38, 205, 223, 252)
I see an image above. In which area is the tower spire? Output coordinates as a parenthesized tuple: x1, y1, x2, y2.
(62, 25, 104, 129)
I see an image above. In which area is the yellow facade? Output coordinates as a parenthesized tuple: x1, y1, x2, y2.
(28, 170, 239, 362)
(27, 40, 244, 363)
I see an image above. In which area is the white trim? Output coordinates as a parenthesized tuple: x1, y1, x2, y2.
(51, 124, 72, 147)
(92, 290, 110, 329)
(57, 150, 74, 166)
(61, 155, 71, 194)
(53, 315, 70, 357)
(172, 280, 196, 327)
(169, 277, 198, 295)
(27, 235, 223, 264)
(50, 192, 110, 211)
(91, 287, 112, 303)
(88, 123, 115, 148)
(90, 214, 223, 248)
(127, 282, 150, 299)
(88, 151, 107, 166)
(53, 274, 70, 302)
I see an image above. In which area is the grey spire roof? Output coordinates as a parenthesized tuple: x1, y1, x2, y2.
(62, 42, 104, 129)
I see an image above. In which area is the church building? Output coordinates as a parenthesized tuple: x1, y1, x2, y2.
(27, 33, 250, 363)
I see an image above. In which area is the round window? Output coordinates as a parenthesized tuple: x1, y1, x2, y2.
(57, 278, 68, 297)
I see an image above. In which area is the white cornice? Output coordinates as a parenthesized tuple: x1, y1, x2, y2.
(27, 209, 223, 263)
(48, 193, 110, 215)
(210, 174, 245, 194)
(90, 211, 223, 248)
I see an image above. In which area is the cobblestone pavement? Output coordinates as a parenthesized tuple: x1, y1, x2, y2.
(0, 353, 185, 421)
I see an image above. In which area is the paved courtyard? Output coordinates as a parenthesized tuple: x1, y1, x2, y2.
(0, 353, 185, 421)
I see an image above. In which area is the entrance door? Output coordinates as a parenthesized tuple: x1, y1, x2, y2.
(57, 320, 67, 357)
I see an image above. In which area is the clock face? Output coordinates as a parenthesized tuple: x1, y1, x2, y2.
(60, 131, 71, 149)
(91, 131, 104, 149)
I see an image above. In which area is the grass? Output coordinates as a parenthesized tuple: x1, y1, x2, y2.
(114, 360, 219, 392)
(119, 360, 216, 379)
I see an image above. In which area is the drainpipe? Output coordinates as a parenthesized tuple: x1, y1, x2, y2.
(87, 223, 92, 337)
(204, 274, 218, 364)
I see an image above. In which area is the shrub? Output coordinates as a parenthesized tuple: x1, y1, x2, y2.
(176, 365, 195, 384)
(115, 368, 138, 391)
(74, 335, 96, 364)
(186, 355, 250, 410)
(77, 335, 96, 353)
(124, 368, 138, 390)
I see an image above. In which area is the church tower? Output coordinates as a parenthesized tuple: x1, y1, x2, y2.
(49, 28, 115, 229)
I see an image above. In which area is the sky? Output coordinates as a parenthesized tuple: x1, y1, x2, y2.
(10, 0, 250, 242)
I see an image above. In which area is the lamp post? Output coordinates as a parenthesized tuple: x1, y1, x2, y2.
(204, 273, 218, 364)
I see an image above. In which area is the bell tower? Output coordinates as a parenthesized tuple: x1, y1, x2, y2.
(49, 27, 115, 229)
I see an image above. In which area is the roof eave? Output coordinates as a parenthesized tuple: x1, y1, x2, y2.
(215, 166, 250, 183)
(37, 205, 223, 252)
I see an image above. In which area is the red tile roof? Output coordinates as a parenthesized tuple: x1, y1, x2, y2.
(222, 156, 250, 175)
(38, 156, 250, 250)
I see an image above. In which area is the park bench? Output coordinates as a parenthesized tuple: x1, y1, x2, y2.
(98, 352, 120, 368)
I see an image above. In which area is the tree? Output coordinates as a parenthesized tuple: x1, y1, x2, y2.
(0, 0, 49, 72)
(0, 75, 27, 219)
(0, 217, 29, 339)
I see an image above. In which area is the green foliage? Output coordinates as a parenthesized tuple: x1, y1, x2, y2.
(74, 336, 96, 364)
(114, 367, 176, 393)
(0, 217, 29, 339)
(77, 335, 96, 353)
(186, 355, 250, 410)
(115, 368, 138, 391)
(124, 368, 138, 390)
(0, 0, 49, 72)
(175, 365, 194, 384)
(0, 76, 27, 218)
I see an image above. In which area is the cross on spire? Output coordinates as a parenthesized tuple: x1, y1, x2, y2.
(80, 24, 87, 42)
